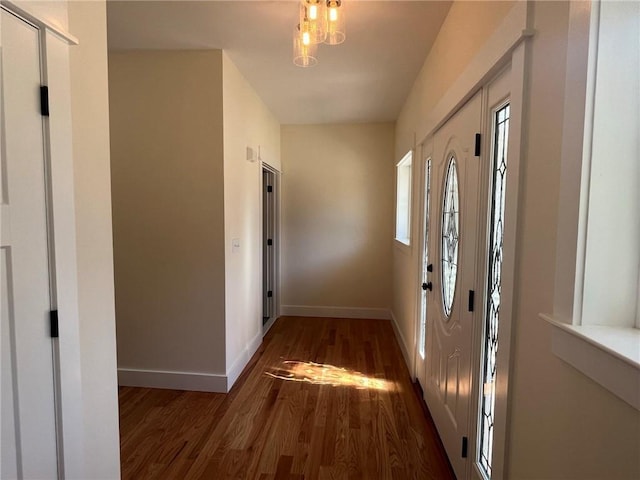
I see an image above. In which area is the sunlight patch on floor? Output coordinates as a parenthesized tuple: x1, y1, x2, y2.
(265, 360, 392, 391)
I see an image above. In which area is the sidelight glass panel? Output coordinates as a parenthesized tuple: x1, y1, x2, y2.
(419, 159, 432, 359)
(478, 103, 510, 479)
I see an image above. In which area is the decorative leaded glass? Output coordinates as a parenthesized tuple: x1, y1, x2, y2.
(478, 104, 510, 478)
(441, 157, 459, 317)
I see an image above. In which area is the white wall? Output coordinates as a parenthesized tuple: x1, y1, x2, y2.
(221, 53, 281, 386)
(281, 123, 395, 314)
(68, 2, 121, 477)
(393, 1, 640, 478)
(109, 51, 227, 379)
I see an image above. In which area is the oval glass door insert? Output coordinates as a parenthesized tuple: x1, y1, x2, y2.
(441, 156, 459, 317)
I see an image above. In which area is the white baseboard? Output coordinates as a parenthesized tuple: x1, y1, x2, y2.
(226, 331, 263, 390)
(119, 334, 264, 394)
(118, 368, 227, 393)
(390, 310, 413, 373)
(281, 305, 392, 320)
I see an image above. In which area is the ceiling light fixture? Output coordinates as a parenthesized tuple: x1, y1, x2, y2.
(293, 0, 345, 67)
(301, 0, 327, 44)
(293, 23, 318, 68)
(325, 0, 345, 45)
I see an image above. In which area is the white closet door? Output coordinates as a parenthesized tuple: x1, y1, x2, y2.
(1, 8, 59, 479)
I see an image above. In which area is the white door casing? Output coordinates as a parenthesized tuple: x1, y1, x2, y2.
(425, 91, 483, 480)
(0, 8, 59, 478)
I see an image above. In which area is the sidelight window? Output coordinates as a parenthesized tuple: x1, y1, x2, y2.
(478, 103, 510, 478)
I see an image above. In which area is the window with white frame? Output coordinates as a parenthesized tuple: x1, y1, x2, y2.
(544, 0, 640, 410)
(580, 0, 639, 331)
(395, 151, 412, 245)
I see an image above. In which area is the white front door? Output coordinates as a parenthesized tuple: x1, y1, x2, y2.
(425, 91, 483, 479)
(1, 8, 59, 478)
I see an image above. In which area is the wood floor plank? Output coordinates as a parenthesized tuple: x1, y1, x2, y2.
(119, 316, 455, 479)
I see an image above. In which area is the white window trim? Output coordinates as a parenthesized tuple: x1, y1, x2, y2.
(395, 151, 413, 247)
(542, 0, 640, 411)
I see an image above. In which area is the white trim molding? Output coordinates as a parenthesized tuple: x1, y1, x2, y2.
(227, 331, 262, 390)
(1, 0, 79, 45)
(280, 305, 392, 320)
(542, 315, 640, 411)
(118, 368, 228, 393)
(390, 311, 412, 370)
(119, 331, 263, 393)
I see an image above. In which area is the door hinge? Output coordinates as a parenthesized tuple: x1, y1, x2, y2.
(267, 238, 273, 246)
(468, 290, 475, 312)
(40, 86, 50, 117)
(267, 290, 273, 298)
(474, 133, 481, 157)
(50, 310, 59, 338)
(266, 185, 273, 193)
(461, 436, 468, 458)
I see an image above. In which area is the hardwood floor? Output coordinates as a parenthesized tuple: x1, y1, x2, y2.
(119, 317, 455, 479)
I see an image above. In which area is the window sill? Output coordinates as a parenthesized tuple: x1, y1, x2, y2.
(395, 237, 410, 247)
(541, 314, 640, 410)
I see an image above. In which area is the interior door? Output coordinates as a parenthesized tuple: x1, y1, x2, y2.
(1, 8, 59, 479)
(415, 144, 433, 389)
(262, 167, 276, 326)
(425, 91, 483, 479)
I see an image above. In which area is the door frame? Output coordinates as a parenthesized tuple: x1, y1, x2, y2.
(411, 2, 531, 477)
(1, 2, 86, 478)
(260, 161, 281, 335)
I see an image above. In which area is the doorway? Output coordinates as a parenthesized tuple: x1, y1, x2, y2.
(262, 165, 279, 330)
(416, 61, 519, 479)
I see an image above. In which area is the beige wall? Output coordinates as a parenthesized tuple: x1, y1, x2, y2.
(393, 1, 640, 478)
(68, 2, 121, 477)
(281, 123, 395, 310)
(221, 53, 281, 382)
(109, 51, 226, 375)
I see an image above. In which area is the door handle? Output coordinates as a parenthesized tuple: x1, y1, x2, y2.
(422, 282, 432, 291)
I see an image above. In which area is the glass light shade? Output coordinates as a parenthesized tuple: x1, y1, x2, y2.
(325, 0, 345, 45)
(300, 0, 327, 44)
(293, 24, 318, 67)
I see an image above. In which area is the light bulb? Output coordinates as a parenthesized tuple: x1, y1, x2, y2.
(329, 7, 338, 22)
(309, 4, 318, 20)
(302, 31, 311, 45)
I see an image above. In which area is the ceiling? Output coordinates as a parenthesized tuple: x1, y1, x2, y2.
(106, 1, 452, 124)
